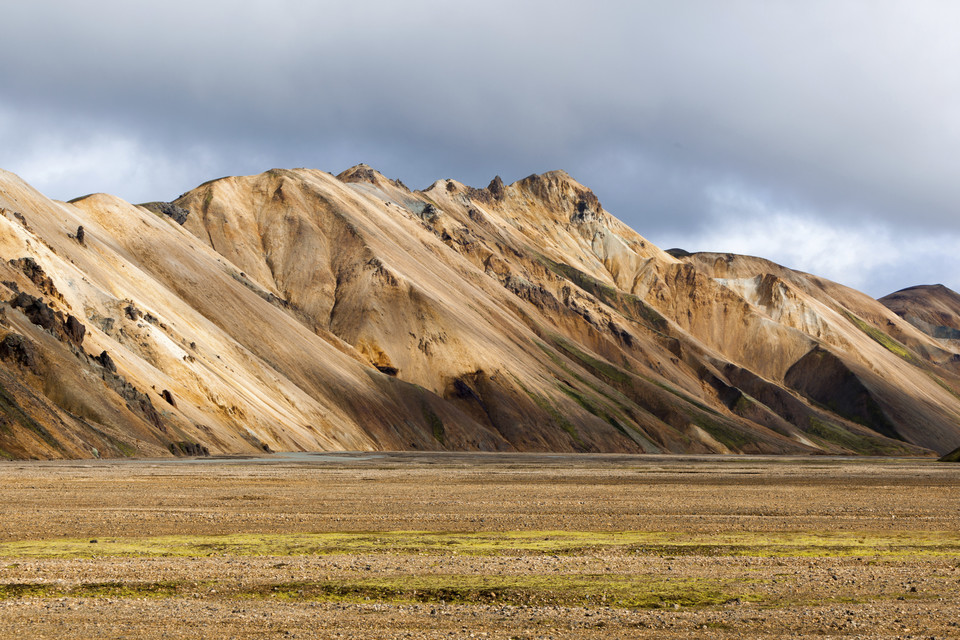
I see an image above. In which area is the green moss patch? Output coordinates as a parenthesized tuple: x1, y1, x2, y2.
(254, 574, 736, 608)
(537, 257, 668, 332)
(0, 581, 183, 599)
(1, 530, 957, 560)
(513, 377, 585, 447)
(550, 334, 632, 384)
(806, 417, 915, 456)
(842, 310, 920, 364)
(421, 404, 445, 445)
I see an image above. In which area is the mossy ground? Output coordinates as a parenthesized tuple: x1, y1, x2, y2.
(2, 530, 957, 560)
(0, 575, 741, 609)
(1, 530, 955, 609)
(260, 575, 740, 608)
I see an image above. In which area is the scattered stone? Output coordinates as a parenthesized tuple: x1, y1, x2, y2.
(76, 225, 85, 244)
(124, 304, 142, 321)
(160, 389, 177, 407)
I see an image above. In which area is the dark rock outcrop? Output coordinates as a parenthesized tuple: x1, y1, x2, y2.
(0, 333, 42, 374)
(336, 164, 382, 185)
(10, 292, 57, 332)
(169, 441, 209, 457)
(487, 176, 505, 200)
(95, 350, 117, 373)
(124, 304, 142, 321)
(63, 315, 86, 346)
(9, 293, 85, 347)
(140, 202, 190, 225)
(160, 389, 176, 407)
(9, 257, 59, 298)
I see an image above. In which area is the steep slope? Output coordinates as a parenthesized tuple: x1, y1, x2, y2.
(0, 165, 957, 459)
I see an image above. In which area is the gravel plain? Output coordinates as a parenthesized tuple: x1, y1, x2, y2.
(0, 452, 958, 638)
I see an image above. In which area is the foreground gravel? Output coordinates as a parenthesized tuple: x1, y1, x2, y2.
(0, 452, 958, 638)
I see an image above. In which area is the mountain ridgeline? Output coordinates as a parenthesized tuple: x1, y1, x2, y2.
(0, 165, 959, 459)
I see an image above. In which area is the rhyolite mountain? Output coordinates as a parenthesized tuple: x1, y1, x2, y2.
(880, 285, 960, 343)
(1, 165, 959, 459)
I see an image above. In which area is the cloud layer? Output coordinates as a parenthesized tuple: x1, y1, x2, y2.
(3, 1, 959, 296)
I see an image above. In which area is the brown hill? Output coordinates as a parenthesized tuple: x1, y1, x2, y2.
(880, 284, 960, 342)
(0, 166, 958, 459)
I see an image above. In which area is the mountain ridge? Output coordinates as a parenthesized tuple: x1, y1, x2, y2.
(0, 165, 958, 459)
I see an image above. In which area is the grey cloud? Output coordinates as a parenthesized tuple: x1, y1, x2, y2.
(2, 1, 959, 295)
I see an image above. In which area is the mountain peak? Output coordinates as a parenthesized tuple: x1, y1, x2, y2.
(336, 163, 388, 185)
(512, 171, 604, 223)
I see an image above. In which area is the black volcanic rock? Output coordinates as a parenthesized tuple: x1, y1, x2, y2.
(96, 350, 117, 373)
(487, 176, 505, 200)
(0, 333, 41, 374)
(10, 292, 57, 333)
(140, 202, 189, 225)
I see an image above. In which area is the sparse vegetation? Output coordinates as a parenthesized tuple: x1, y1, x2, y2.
(642, 375, 721, 416)
(0, 457, 957, 634)
(842, 310, 920, 364)
(550, 334, 632, 384)
(513, 376, 585, 447)
(252, 574, 736, 609)
(690, 414, 753, 450)
(806, 416, 915, 456)
(538, 257, 669, 331)
(421, 403, 445, 445)
(0, 381, 63, 451)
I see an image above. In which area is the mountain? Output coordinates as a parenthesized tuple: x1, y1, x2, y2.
(0, 165, 958, 459)
(880, 284, 960, 342)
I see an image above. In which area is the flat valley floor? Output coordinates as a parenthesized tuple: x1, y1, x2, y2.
(0, 452, 958, 639)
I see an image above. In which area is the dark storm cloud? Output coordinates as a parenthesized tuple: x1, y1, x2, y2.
(2, 1, 959, 295)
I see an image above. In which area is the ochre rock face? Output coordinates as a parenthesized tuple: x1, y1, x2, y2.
(0, 166, 959, 459)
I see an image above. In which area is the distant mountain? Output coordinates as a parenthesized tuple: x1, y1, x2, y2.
(880, 284, 960, 341)
(0, 165, 958, 459)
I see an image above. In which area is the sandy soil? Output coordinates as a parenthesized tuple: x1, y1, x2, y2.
(0, 452, 958, 638)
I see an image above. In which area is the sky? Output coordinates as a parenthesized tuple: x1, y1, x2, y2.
(2, 1, 959, 297)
